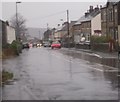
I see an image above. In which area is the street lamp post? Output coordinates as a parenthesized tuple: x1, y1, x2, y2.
(16, 1, 21, 41)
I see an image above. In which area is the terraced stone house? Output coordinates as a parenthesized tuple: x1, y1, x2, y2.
(101, 0, 120, 46)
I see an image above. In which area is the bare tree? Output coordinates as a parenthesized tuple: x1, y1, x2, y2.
(10, 13, 27, 41)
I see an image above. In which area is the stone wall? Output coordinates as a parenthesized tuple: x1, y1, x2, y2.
(118, 25, 120, 46)
(75, 43, 91, 49)
(2, 48, 17, 58)
(91, 43, 109, 52)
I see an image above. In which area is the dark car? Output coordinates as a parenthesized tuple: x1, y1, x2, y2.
(32, 43, 37, 47)
(43, 42, 51, 47)
(22, 43, 29, 49)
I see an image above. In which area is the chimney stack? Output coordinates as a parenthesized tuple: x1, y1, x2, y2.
(94, 5, 99, 11)
(89, 6, 94, 13)
(85, 10, 90, 17)
(100, 5, 102, 9)
(85, 12, 89, 17)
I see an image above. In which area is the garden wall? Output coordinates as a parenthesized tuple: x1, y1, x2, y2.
(2, 48, 17, 58)
(91, 43, 109, 52)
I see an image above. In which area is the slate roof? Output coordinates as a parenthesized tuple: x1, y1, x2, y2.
(55, 21, 77, 32)
(74, 0, 120, 26)
(75, 9, 100, 25)
(103, 0, 120, 8)
(107, 0, 120, 2)
(75, 15, 86, 25)
(55, 26, 63, 32)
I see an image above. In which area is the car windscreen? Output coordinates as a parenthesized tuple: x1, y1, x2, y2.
(52, 42, 60, 44)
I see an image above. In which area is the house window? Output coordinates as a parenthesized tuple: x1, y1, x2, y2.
(102, 10, 106, 22)
(109, 9, 113, 22)
(109, 27, 114, 39)
(86, 34, 90, 41)
(115, 8, 117, 13)
(109, 27, 118, 41)
(84, 23, 85, 27)
(115, 27, 118, 41)
(115, 8, 118, 23)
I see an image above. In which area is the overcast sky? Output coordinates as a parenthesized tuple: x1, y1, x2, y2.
(1, 1, 107, 28)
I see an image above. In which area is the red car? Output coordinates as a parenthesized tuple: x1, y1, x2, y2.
(51, 41, 61, 49)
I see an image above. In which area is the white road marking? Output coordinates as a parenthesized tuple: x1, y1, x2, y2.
(22, 85, 39, 100)
(47, 49, 118, 72)
(51, 53, 104, 72)
(88, 67, 103, 72)
(93, 54, 103, 58)
(104, 70, 118, 72)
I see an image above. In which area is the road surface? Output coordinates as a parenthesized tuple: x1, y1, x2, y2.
(2, 47, 119, 100)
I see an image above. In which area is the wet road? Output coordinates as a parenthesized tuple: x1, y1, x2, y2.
(2, 47, 119, 100)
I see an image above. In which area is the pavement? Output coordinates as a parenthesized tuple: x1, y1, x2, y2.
(68, 48, 118, 59)
(60, 48, 120, 68)
(2, 81, 38, 100)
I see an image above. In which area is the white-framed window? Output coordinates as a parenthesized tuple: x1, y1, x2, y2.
(85, 33, 90, 41)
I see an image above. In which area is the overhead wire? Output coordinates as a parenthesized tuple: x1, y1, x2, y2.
(29, 10, 66, 21)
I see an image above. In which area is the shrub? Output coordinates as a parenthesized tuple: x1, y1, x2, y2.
(91, 35, 109, 44)
(2, 70, 14, 85)
(2, 40, 23, 57)
(9, 40, 19, 49)
(2, 43, 10, 49)
(9, 40, 22, 55)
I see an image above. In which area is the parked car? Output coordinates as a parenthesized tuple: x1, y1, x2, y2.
(43, 42, 51, 47)
(32, 43, 37, 47)
(51, 41, 61, 49)
(37, 43, 42, 47)
(22, 42, 29, 49)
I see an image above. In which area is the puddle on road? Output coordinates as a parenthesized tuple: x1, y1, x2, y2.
(66, 86, 84, 91)
(2, 48, 119, 100)
(59, 50, 119, 91)
(5, 80, 17, 85)
(48, 95, 61, 100)
(103, 71, 118, 89)
(60, 50, 119, 69)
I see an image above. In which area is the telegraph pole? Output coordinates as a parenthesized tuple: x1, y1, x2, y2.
(67, 10, 72, 80)
(67, 10, 69, 48)
(47, 23, 49, 41)
(39, 30, 41, 40)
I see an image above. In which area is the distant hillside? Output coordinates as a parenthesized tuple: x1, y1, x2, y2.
(27, 27, 46, 39)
